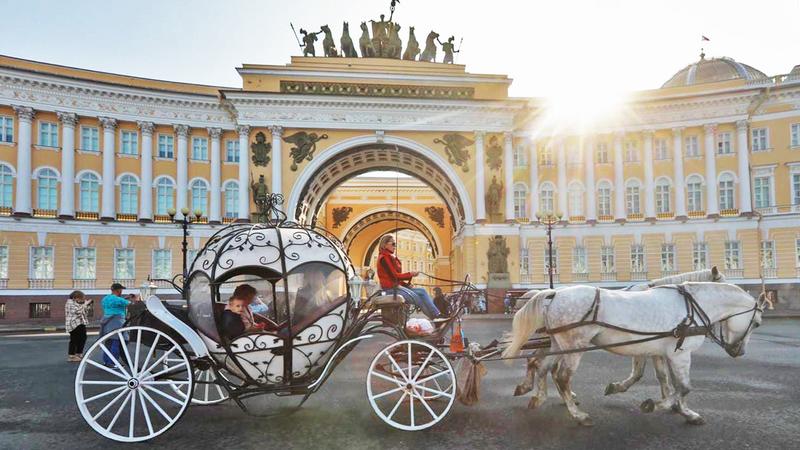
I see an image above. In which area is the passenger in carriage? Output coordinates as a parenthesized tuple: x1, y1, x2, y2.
(294, 268, 332, 319)
(220, 284, 265, 340)
(376, 235, 443, 320)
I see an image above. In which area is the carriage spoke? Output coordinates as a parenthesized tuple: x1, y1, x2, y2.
(86, 359, 127, 379)
(140, 334, 160, 376)
(203, 374, 210, 401)
(412, 351, 434, 383)
(81, 385, 127, 404)
(417, 368, 452, 384)
(143, 384, 188, 406)
(139, 345, 178, 378)
(98, 343, 131, 379)
(139, 388, 172, 422)
(90, 387, 130, 421)
(133, 329, 142, 375)
(128, 386, 138, 438)
(118, 332, 136, 377)
(215, 383, 225, 401)
(142, 361, 187, 382)
(415, 384, 454, 399)
(385, 352, 409, 383)
(386, 392, 408, 420)
(409, 389, 415, 427)
(371, 385, 406, 400)
(80, 380, 128, 385)
(414, 389, 440, 420)
(137, 390, 154, 436)
(106, 391, 133, 432)
(407, 342, 413, 380)
(142, 380, 190, 387)
(371, 371, 406, 386)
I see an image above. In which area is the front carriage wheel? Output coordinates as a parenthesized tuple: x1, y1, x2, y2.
(366, 340, 456, 431)
(74, 326, 193, 442)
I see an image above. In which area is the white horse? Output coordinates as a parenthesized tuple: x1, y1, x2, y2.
(513, 268, 725, 402)
(503, 282, 764, 425)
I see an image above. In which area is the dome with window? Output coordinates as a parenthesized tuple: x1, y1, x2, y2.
(662, 54, 767, 88)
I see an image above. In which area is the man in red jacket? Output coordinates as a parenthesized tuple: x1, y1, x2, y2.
(376, 234, 442, 319)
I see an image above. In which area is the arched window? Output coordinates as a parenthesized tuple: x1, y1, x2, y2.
(224, 181, 239, 219)
(625, 179, 641, 215)
(513, 184, 527, 219)
(0, 164, 13, 208)
(567, 181, 583, 217)
(539, 183, 554, 214)
(155, 177, 174, 215)
(718, 173, 735, 210)
(597, 181, 612, 216)
(79, 172, 100, 212)
(655, 178, 672, 214)
(686, 175, 704, 212)
(190, 179, 208, 216)
(119, 175, 138, 215)
(37, 168, 59, 210)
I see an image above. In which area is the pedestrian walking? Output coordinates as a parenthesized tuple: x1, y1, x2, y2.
(99, 283, 139, 367)
(66, 290, 91, 362)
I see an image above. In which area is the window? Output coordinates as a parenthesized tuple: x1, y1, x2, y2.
(73, 247, 96, 280)
(568, 182, 583, 217)
(0, 303, 5, 319)
(513, 185, 527, 219)
(572, 246, 587, 273)
(796, 238, 800, 268)
(0, 164, 14, 208)
(600, 246, 615, 273)
(625, 180, 641, 215)
(519, 247, 529, 275)
(630, 245, 645, 272)
(754, 175, 772, 209)
(725, 241, 741, 270)
(624, 141, 639, 162)
(513, 144, 527, 167)
(760, 241, 776, 269)
(29, 303, 51, 319)
(718, 173, 735, 210)
(692, 242, 708, 270)
(224, 181, 238, 218)
(79, 172, 100, 212)
(717, 132, 732, 155)
(192, 137, 208, 160)
(661, 244, 676, 272)
(654, 138, 669, 160)
(687, 175, 703, 212)
(0, 246, 7, 279)
(685, 135, 699, 157)
(791, 123, 800, 148)
(119, 174, 138, 214)
(0, 116, 13, 143)
(114, 248, 135, 280)
(121, 130, 138, 155)
(655, 179, 671, 214)
(544, 247, 559, 274)
(539, 146, 553, 166)
(186, 249, 199, 267)
(539, 183, 554, 213)
(158, 135, 174, 158)
(37, 168, 58, 210)
(190, 179, 208, 216)
(597, 181, 612, 216)
(153, 249, 172, 279)
(155, 178, 174, 215)
(30, 246, 54, 279)
(225, 140, 240, 163)
(80, 126, 99, 151)
(751, 128, 768, 151)
(793, 173, 800, 206)
(39, 122, 58, 147)
(596, 142, 609, 163)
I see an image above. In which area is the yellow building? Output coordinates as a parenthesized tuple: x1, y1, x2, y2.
(0, 51, 799, 322)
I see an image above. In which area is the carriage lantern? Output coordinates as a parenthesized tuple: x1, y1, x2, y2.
(348, 273, 365, 305)
(139, 278, 158, 301)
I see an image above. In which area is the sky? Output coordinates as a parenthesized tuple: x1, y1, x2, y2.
(1, 0, 798, 99)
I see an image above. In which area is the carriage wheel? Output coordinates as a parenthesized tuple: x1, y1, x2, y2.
(367, 340, 456, 431)
(75, 326, 193, 442)
(163, 354, 229, 405)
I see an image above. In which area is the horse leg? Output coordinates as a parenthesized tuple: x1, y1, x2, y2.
(605, 356, 646, 395)
(640, 356, 677, 413)
(665, 352, 705, 425)
(514, 353, 540, 396)
(550, 359, 579, 405)
(528, 353, 558, 410)
(554, 352, 592, 426)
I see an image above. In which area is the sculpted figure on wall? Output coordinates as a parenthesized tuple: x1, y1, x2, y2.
(299, 28, 323, 57)
(487, 235, 509, 274)
(283, 131, 329, 171)
(433, 133, 474, 172)
(340, 22, 358, 57)
(250, 132, 272, 167)
(486, 176, 503, 217)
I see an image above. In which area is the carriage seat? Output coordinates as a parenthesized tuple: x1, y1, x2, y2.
(371, 288, 418, 326)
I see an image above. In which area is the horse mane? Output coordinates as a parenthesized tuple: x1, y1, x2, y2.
(649, 268, 719, 286)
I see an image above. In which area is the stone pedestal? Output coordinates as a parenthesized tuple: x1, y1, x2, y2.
(487, 272, 511, 314)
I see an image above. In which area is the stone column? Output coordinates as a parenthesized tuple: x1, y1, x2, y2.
(208, 127, 222, 223)
(643, 130, 656, 220)
(474, 131, 486, 222)
(584, 137, 597, 223)
(237, 125, 250, 221)
(503, 132, 514, 221)
(672, 127, 687, 219)
(99, 117, 117, 220)
(704, 123, 719, 217)
(270, 126, 283, 200)
(613, 131, 625, 221)
(736, 120, 752, 215)
(556, 137, 567, 216)
(57, 112, 78, 218)
(138, 121, 154, 221)
(174, 124, 189, 219)
(528, 138, 539, 219)
(12, 106, 34, 216)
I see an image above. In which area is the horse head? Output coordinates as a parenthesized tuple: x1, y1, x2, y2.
(688, 282, 761, 358)
(427, 31, 439, 42)
(343, 21, 349, 32)
(360, 22, 368, 31)
(321, 25, 330, 34)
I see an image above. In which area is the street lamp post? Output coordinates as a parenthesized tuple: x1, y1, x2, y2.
(536, 211, 562, 289)
(167, 207, 204, 279)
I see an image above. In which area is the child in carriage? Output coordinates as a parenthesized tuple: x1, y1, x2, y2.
(221, 284, 266, 340)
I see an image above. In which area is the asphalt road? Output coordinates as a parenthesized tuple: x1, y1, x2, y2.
(1, 318, 798, 450)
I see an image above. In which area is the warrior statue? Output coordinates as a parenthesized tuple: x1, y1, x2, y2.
(250, 174, 270, 221)
(370, 14, 391, 57)
(487, 235, 510, 274)
(438, 36, 459, 64)
(299, 28, 322, 57)
(486, 176, 503, 217)
(403, 26, 420, 60)
(359, 22, 375, 57)
(340, 22, 358, 57)
(419, 31, 439, 62)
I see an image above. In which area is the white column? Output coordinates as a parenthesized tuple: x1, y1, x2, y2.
(138, 121, 154, 221)
(270, 125, 283, 198)
(643, 130, 656, 219)
(99, 117, 117, 220)
(12, 106, 34, 216)
(57, 112, 77, 218)
(503, 132, 514, 221)
(556, 137, 567, 216)
(613, 131, 625, 221)
(736, 120, 752, 214)
(584, 137, 597, 222)
(208, 127, 222, 223)
(528, 138, 539, 219)
(474, 131, 486, 221)
(704, 123, 719, 217)
(237, 125, 250, 220)
(672, 127, 687, 218)
(174, 124, 189, 218)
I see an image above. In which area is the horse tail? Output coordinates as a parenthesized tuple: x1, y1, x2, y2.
(502, 289, 553, 363)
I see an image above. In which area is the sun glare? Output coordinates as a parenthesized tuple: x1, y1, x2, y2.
(545, 87, 628, 131)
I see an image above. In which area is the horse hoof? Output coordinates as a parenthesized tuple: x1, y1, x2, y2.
(577, 416, 594, 427)
(528, 396, 544, 410)
(670, 403, 681, 414)
(686, 416, 706, 426)
(604, 383, 621, 396)
(640, 399, 655, 413)
(514, 385, 531, 397)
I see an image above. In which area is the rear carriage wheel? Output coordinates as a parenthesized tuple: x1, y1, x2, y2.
(75, 326, 193, 442)
(162, 355, 229, 405)
(366, 340, 456, 431)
